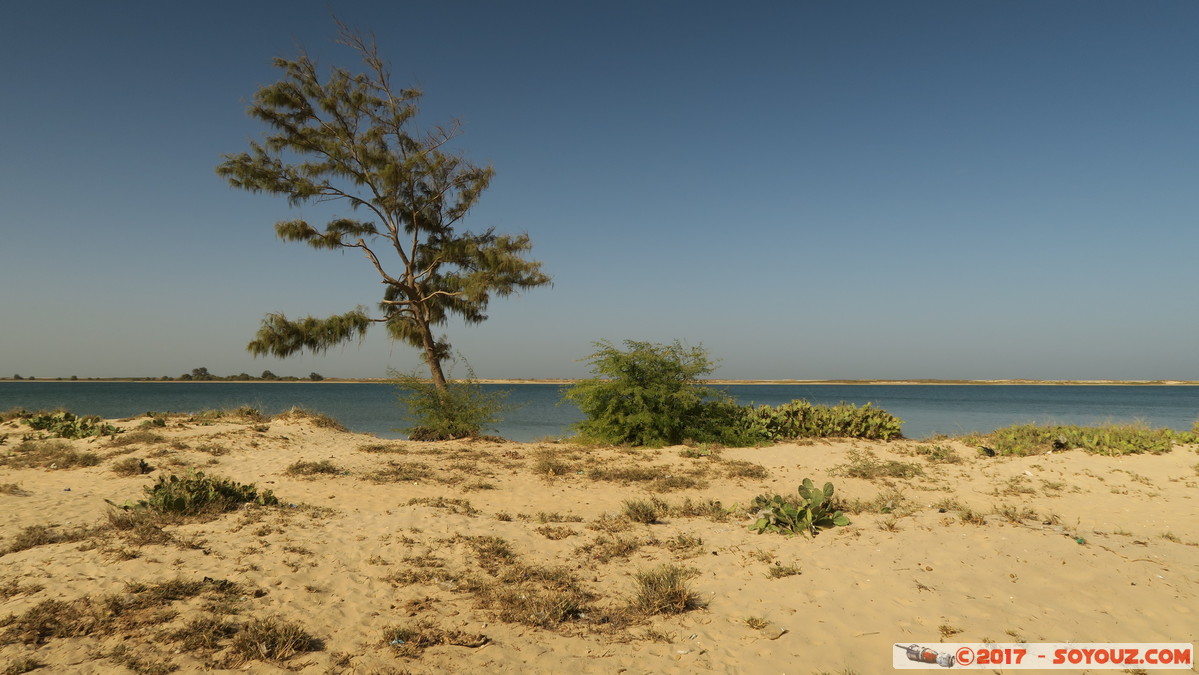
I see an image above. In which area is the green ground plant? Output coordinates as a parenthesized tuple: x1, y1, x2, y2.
(749, 478, 851, 536)
(739, 400, 904, 441)
(972, 423, 1175, 456)
(112, 470, 278, 518)
(24, 410, 122, 439)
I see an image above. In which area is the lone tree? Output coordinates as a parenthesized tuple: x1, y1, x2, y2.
(217, 27, 550, 391)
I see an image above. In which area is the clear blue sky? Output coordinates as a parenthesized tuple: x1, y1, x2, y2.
(2, 1, 1196, 380)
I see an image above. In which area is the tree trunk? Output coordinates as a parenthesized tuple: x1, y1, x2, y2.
(415, 316, 449, 393)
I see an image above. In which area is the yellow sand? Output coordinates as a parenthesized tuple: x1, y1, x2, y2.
(1, 414, 1196, 674)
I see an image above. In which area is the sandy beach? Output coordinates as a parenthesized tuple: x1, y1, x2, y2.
(1, 411, 1196, 674)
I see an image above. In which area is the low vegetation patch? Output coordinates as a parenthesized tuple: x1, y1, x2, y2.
(739, 400, 904, 441)
(970, 423, 1175, 456)
(383, 620, 488, 657)
(1, 439, 101, 469)
(23, 410, 122, 439)
(110, 470, 278, 520)
(107, 431, 166, 448)
(272, 407, 346, 431)
(831, 449, 924, 480)
(284, 459, 343, 477)
(2, 524, 104, 556)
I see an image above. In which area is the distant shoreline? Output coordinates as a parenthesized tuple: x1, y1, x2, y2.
(4, 378, 1199, 386)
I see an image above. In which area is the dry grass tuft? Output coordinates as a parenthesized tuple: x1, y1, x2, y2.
(1, 440, 100, 469)
(628, 564, 704, 616)
(228, 615, 320, 664)
(382, 620, 488, 657)
(284, 459, 343, 477)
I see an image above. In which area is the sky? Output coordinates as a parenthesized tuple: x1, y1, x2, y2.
(2, 0, 1197, 381)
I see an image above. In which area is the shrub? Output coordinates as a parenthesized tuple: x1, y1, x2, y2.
(116, 470, 278, 517)
(111, 457, 153, 476)
(391, 362, 509, 441)
(564, 340, 751, 447)
(749, 478, 851, 536)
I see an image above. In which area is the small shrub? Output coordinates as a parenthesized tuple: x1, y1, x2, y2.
(111, 457, 154, 476)
(391, 362, 509, 441)
(749, 478, 851, 536)
(564, 340, 751, 447)
(622, 498, 669, 524)
(629, 564, 703, 615)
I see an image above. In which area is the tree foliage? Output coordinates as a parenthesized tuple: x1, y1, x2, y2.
(217, 25, 550, 389)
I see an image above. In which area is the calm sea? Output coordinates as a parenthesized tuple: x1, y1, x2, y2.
(2, 382, 1197, 443)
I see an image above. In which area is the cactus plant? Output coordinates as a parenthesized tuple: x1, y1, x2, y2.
(749, 478, 851, 536)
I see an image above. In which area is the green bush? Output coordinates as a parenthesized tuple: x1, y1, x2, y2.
(749, 478, 851, 536)
(391, 362, 509, 441)
(564, 340, 903, 447)
(564, 340, 752, 447)
(24, 410, 122, 439)
(121, 470, 278, 516)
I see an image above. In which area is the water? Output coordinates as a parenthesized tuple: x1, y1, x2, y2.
(2, 382, 1197, 442)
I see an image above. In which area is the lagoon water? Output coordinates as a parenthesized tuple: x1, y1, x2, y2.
(2, 382, 1198, 442)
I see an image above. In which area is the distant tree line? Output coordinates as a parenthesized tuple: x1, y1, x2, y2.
(5, 369, 326, 382)
(174, 367, 325, 382)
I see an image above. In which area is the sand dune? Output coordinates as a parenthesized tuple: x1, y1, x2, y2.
(1, 412, 1196, 673)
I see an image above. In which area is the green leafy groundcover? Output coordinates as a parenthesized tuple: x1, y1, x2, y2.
(127, 471, 278, 516)
(25, 411, 122, 439)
